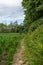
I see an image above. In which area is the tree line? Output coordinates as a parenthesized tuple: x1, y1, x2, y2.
(0, 21, 24, 33)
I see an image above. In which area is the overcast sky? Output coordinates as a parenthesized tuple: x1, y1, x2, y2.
(0, 0, 24, 24)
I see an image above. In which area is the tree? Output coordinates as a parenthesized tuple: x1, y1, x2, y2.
(22, 0, 43, 32)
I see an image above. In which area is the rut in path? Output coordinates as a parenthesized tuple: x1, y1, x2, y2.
(12, 39, 25, 65)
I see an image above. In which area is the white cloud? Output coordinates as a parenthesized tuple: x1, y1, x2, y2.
(0, 0, 22, 7)
(0, 15, 24, 21)
(0, 15, 24, 24)
(0, 0, 24, 24)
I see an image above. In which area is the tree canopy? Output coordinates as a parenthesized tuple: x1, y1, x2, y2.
(22, 0, 43, 32)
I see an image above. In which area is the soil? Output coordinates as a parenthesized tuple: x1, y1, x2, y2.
(12, 39, 25, 65)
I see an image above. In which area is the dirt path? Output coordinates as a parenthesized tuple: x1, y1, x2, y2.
(12, 39, 25, 65)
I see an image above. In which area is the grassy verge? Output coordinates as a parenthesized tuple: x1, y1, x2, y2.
(24, 25, 43, 65)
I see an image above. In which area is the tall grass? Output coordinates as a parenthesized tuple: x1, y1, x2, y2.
(0, 33, 24, 65)
(24, 25, 43, 65)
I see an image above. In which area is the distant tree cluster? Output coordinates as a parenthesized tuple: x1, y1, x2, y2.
(0, 21, 24, 33)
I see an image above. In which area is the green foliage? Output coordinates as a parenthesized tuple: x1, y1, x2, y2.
(29, 17, 43, 32)
(22, 0, 43, 65)
(0, 21, 24, 33)
(0, 33, 24, 65)
(22, 0, 43, 32)
(36, 5, 43, 11)
(24, 25, 43, 65)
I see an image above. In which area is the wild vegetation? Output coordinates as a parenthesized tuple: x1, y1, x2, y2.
(0, 21, 24, 33)
(0, 0, 43, 65)
(22, 0, 43, 65)
(24, 25, 43, 65)
(22, 0, 43, 32)
(0, 33, 24, 65)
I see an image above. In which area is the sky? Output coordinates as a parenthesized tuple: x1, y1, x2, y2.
(0, 0, 24, 24)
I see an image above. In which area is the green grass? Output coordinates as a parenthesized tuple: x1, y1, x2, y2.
(24, 25, 43, 65)
(0, 33, 24, 65)
(36, 4, 43, 11)
(29, 17, 43, 33)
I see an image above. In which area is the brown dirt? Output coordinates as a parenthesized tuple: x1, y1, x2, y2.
(12, 39, 25, 65)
